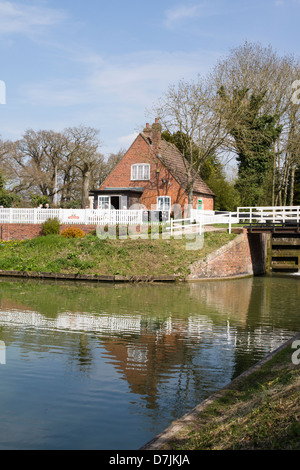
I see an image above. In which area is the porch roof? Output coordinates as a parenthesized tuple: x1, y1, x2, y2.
(91, 187, 144, 194)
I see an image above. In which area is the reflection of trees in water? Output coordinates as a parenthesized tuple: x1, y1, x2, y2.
(189, 275, 300, 379)
(67, 333, 94, 375)
(220, 275, 300, 378)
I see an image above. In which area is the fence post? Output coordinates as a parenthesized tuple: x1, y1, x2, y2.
(228, 212, 232, 234)
(170, 218, 173, 236)
(199, 213, 202, 235)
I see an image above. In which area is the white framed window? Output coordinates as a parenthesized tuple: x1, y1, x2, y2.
(98, 196, 110, 209)
(157, 196, 171, 211)
(131, 163, 150, 181)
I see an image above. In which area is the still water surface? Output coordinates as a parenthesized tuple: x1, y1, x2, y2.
(0, 275, 299, 450)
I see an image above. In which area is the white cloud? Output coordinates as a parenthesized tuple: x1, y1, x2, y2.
(20, 49, 213, 108)
(86, 50, 212, 104)
(117, 132, 139, 147)
(13, 46, 222, 155)
(0, 1, 65, 35)
(274, 0, 300, 4)
(163, 4, 203, 28)
(21, 78, 91, 107)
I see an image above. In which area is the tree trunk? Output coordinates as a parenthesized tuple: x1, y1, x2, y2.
(271, 143, 276, 206)
(289, 165, 295, 206)
(81, 169, 90, 208)
(186, 185, 193, 218)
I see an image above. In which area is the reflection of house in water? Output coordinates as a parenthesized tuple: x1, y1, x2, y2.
(0, 300, 236, 409)
(102, 326, 196, 408)
(1, 277, 291, 408)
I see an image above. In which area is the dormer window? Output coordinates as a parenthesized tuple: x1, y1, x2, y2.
(131, 163, 150, 181)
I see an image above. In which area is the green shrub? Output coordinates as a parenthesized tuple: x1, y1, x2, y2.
(61, 226, 86, 238)
(41, 218, 60, 236)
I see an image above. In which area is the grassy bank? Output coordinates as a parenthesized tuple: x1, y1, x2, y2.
(149, 336, 300, 450)
(0, 231, 236, 278)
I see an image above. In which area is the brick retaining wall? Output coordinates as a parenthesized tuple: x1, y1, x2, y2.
(0, 223, 97, 241)
(187, 229, 268, 280)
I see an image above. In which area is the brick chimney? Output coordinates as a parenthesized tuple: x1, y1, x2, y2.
(143, 118, 162, 154)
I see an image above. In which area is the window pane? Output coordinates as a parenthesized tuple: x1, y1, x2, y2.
(98, 196, 110, 209)
(131, 166, 137, 180)
(144, 165, 149, 180)
(164, 197, 170, 210)
(157, 196, 171, 211)
(138, 165, 143, 180)
(131, 164, 150, 180)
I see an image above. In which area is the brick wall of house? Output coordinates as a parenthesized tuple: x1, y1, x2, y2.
(192, 194, 214, 211)
(187, 229, 268, 280)
(0, 224, 97, 241)
(101, 134, 214, 211)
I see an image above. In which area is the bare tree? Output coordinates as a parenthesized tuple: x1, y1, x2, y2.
(64, 126, 102, 208)
(151, 77, 230, 213)
(211, 41, 300, 206)
(2, 126, 103, 207)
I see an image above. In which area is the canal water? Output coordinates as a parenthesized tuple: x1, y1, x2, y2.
(0, 275, 299, 450)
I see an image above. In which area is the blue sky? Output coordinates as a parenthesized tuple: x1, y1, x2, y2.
(0, 0, 299, 157)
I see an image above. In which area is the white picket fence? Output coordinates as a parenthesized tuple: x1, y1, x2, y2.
(0, 208, 165, 226)
(191, 210, 239, 227)
(2, 206, 298, 231)
(237, 206, 300, 224)
(172, 211, 237, 235)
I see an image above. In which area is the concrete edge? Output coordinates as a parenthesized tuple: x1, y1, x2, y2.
(140, 332, 300, 450)
(185, 273, 254, 282)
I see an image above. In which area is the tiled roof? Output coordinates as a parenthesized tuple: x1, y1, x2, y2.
(157, 139, 215, 197)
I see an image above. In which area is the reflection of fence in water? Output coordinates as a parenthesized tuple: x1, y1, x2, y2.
(0, 310, 142, 334)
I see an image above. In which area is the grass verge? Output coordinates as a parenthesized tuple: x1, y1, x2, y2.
(153, 336, 300, 450)
(0, 231, 236, 278)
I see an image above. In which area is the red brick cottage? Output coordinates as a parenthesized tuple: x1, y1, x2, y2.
(90, 119, 215, 217)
